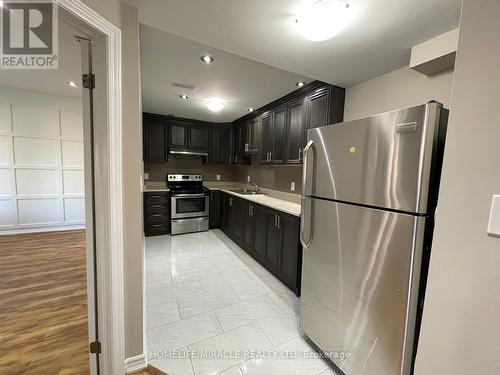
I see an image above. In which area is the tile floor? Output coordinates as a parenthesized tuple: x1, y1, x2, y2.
(145, 229, 337, 375)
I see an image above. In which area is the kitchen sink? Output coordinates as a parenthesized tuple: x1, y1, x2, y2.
(229, 189, 263, 195)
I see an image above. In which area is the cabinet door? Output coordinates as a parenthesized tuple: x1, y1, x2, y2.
(272, 107, 286, 163)
(188, 125, 207, 151)
(233, 197, 245, 241)
(286, 99, 306, 164)
(248, 117, 260, 154)
(308, 88, 330, 129)
(260, 113, 272, 163)
(252, 204, 265, 262)
(277, 214, 301, 292)
(207, 127, 218, 164)
(143, 116, 168, 161)
(242, 202, 255, 251)
(263, 209, 280, 273)
(226, 195, 235, 235)
(170, 122, 188, 148)
(209, 191, 220, 228)
(218, 126, 233, 164)
(220, 193, 228, 232)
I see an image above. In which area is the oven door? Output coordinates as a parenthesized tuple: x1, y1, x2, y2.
(171, 193, 209, 219)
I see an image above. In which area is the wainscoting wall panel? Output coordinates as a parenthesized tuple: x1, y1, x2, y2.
(0, 87, 84, 233)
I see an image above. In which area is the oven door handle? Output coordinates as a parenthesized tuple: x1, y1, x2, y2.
(172, 193, 207, 198)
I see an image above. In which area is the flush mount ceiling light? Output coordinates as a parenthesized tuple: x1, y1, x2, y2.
(200, 55, 214, 64)
(247, 108, 255, 112)
(66, 80, 78, 88)
(296, 81, 306, 87)
(295, 0, 352, 42)
(206, 98, 224, 112)
(180, 94, 189, 100)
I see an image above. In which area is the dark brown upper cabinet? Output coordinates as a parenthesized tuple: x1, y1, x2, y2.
(271, 106, 287, 163)
(285, 97, 307, 164)
(307, 87, 330, 129)
(260, 112, 272, 164)
(169, 121, 207, 154)
(143, 81, 344, 166)
(143, 114, 168, 161)
(207, 125, 233, 165)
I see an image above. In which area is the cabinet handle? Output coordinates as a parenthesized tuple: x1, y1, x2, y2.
(152, 214, 162, 217)
(298, 148, 303, 162)
(251, 205, 254, 216)
(235, 155, 239, 163)
(151, 195, 162, 199)
(245, 143, 249, 152)
(229, 198, 233, 207)
(270, 152, 272, 162)
(277, 216, 281, 230)
(152, 224, 163, 228)
(275, 214, 278, 228)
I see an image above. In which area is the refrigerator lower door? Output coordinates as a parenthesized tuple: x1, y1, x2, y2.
(300, 198, 427, 375)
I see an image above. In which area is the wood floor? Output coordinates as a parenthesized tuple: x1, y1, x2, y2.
(0, 230, 90, 375)
(130, 365, 168, 375)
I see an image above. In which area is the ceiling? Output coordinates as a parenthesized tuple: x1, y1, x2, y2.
(126, 0, 461, 89)
(140, 24, 311, 122)
(0, 20, 82, 98)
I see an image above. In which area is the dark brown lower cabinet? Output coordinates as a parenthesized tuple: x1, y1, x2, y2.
(277, 213, 301, 292)
(220, 192, 302, 295)
(209, 191, 220, 228)
(144, 192, 170, 236)
(242, 201, 255, 251)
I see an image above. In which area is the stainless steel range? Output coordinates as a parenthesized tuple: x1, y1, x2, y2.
(167, 174, 209, 235)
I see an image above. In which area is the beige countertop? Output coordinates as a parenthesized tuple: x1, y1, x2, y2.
(143, 181, 301, 217)
(204, 182, 301, 217)
(143, 182, 169, 192)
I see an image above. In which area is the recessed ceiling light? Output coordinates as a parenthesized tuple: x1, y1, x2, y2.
(180, 94, 189, 100)
(296, 81, 306, 87)
(200, 55, 214, 64)
(247, 108, 255, 112)
(66, 80, 78, 88)
(295, 0, 352, 42)
(206, 98, 224, 112)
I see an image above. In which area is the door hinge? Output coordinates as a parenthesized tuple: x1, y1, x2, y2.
(82, 73, 95, 89)
(89, 340, 101, 354)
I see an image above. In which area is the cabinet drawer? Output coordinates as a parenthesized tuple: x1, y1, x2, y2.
(144, 193, 168, 206)
(145, 224, 169, 236)
(145, 204, 168, 216)
(146, 215, 169, 226)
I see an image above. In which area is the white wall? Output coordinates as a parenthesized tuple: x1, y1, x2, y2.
(344, 66, 454, 121)
(0, 86, 84, 233)
(415, 0, 500, 373)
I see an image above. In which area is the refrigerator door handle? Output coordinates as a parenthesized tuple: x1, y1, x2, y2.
(300, 140, 315, 248)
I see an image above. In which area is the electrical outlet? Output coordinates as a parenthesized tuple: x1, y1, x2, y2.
(216, 174, 221, 181)
(144, 172, 149, 180)
(291, 182, 295, 191)
(247, 175, 251, 182)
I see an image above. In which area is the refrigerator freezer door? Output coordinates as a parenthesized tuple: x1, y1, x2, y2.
(307, 102, 443, 214)
(300, 198, 427, 375)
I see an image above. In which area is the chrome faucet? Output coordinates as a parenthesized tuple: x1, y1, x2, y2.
(247, 181, 260, 193)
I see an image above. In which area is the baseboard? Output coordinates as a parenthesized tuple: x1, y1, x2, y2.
(0, 225, 85, 235)
(125, 354, 147, 373)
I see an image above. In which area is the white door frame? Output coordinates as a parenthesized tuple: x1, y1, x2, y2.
(56, 1, 125, 374)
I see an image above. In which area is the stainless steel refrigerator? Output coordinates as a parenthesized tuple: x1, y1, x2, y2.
(300, 102, 448, 375)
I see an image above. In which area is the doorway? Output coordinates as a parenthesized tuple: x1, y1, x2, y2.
(0, 3, 123, 374)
